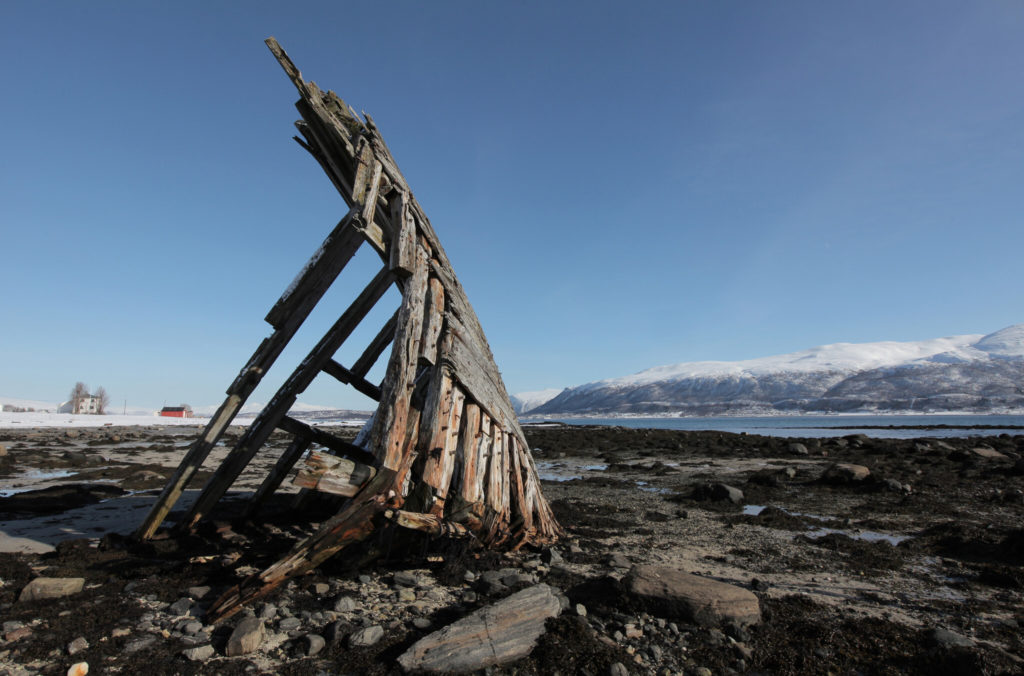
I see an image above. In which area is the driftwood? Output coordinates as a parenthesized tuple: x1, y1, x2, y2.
(136, 37, 562, 621)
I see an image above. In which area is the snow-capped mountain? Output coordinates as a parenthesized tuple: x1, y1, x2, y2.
(530, 325, 1024, 416)
(510, 389, 564, 414)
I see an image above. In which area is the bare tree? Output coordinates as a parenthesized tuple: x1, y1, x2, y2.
(94, 386, 110, 415)
(68, 382, 89, 414)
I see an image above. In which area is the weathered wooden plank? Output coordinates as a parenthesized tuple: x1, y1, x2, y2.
(511, 436, 533, 535)
(369, 244, 430, 471)
(508, 434, 528, 535)
(419, 276, 446, 365)
(265, 207, 363, 330)
(388, 192, 416, 278)
(293, 451, 376, 497)
(444, 318, 521, 435)
(453, 402, 481, 508)
(435, 388, 466, 503)
(360, 161, 384, 226)
(486, 428, 505, 517)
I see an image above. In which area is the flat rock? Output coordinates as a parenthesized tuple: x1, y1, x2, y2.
(397, 584, 561, 673)
(971, 446, 1008, 460)
(821, 463, 871, 484)
(182, 644, 215, 661)
(19, 577, 85, 602)
(623, 565, 761, 627)
(226, 617, 264, 656)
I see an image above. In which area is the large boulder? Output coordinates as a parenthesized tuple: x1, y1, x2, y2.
(19, 577, 85, 602)
(397, 584, 561, 673)
(623, 565, 760, 628)
(821, 463, 870, 484)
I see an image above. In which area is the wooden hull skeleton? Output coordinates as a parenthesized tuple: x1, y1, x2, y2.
(135, 38, 562, 621)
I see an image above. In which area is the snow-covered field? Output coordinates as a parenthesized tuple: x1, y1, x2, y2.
(0, 411, 213, 429)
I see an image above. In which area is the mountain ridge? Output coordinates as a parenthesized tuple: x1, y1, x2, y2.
(526, 324, 1024, 416)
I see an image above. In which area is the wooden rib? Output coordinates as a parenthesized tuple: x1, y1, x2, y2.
(369, 244, 429, 470)
(265, 207, 363, 329)
(452, 402, 482, 509)
(419, 276, 446, 365)
(389, 193, 416, 278)
(360, 161, 384, 226)
(511, 437, 533, 535)
(431, 388, 466, 515)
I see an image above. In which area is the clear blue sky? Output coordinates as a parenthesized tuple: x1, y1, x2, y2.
(2, 1, 1022, 411)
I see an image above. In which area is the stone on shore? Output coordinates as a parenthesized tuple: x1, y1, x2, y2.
(182, 644, 215, 661)
(349, 625, 384, 647)
(19, 577, 85, 602)
(623, 565, 761, 628)
(225, 617, 264, 656)
(970, 446, 1008, 460)
(821, 463, 871, 484)
(397, 584, 562, 673)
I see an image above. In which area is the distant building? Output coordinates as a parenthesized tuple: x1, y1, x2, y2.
(159, 405, 193, 418)
(59, 396, 101, 414)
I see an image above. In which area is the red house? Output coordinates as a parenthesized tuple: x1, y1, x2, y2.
(159, 405, 193, 418)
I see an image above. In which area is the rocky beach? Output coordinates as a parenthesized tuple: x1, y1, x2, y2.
(1, 423, 1022, 675)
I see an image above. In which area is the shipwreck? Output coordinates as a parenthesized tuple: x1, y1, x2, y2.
(136, 38, 562, 621)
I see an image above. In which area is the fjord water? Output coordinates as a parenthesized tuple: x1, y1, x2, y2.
(522, 414, 1024, 438)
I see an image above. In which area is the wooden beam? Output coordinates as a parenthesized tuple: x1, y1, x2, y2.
(419, 276, 446, 365)
(388, 192, 416, 278)
(293, 451, 376, 497)
(178, 265, 395, 532)
(369, 244, 430, 470)
(265, 207, 364, 329)
(322, 359, 382, 402)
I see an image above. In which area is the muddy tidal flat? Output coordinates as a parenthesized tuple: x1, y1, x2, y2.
(1, 423, 1023, 675)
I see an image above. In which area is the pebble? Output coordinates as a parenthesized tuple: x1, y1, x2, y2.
(182, 645, 215, 661)
(349, 625, 384, 647)
(334, 595, 358, 612)
(278, 617, 302, 632)
(304, 633, 326, 656)
(609, 662, 628, 676)
(67, 637, 89, 655)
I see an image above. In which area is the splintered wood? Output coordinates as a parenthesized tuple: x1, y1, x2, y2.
(135, 37, 562, 622)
